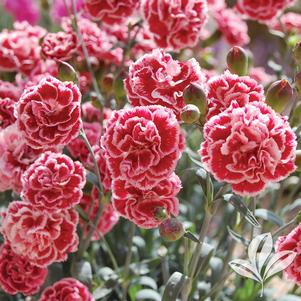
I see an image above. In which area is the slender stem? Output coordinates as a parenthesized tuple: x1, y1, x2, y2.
(251, 197, 257, 240)
(79, 130, 103, 194)
(71, 0, 105, 108)
(272, 217, 298, 239)
(121, 223, 136, 301)
(181, 210, 213, 301)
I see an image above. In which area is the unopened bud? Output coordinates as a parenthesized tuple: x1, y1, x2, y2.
(154, 207, 168, 221)
(100, 73, 114, 95)
(58, 61, 78, 84)
(295, 71, 301, 95)
(295, 150, 301, 172)
(227, 46, 249, 76)
(159, 218, 185, 242)
(266, 79, 293, 112)
(293, 42, 301, 66)
(291, 103, 301, 126)
(114, 74, 126, 99)
(183, 83, 207, 116)
(181, 104, 201, 124)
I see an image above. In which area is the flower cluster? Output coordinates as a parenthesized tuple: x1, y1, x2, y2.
(102, 105, 185, 227)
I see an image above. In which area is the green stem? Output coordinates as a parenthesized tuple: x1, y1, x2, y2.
(121, 223, 136, 301)
(71, 0, 105, 108)
(272, 217, 298, 239)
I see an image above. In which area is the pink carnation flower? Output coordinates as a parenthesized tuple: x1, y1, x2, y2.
(0, 81, 20, 129)
(39, 278, 94, 301)
(0, 22, 44, 75)
(141, 0, 208, 51)
(85, 0, 139, 25)
(80, 189, 119, 240)
(102, 105, 185, 190)
(51, 0, 84, 23)
(236, 0, 296, 22)
(200, 101, 296, 196)
(249, 67, 276, 86)
(62, 17, 123, 65)
(0, 244, 47, 296)
(207, 71, 264, 120)
(0, 124, 48, 193)
(125, 49, 205, 119)
(112, 173, 181, 228)
(21, 152, 86, 212)
(276, 224, 301, 285)
(272, 12, 301, 33)
(42, 31, 77, 61)
(214, 8, 250, 46)
(3, 0, 40, 24)
(1, 201, 79, 267)
(16, 76, 82, 149)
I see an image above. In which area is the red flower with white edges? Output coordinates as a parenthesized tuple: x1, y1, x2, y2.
(85, 0, 139, 25)
(0, 81, 20, 129)
(112, 173, 181, 228)
(141, 0, 208, 51)
(236, 0, 296, 22)
(200, 101, 296, 196)
(86, 145, 113, 192)
(1, 201, 79, 267)
(80, 189, 119, 240)
(102, 105, 185, 190)
(67, 122, 102, 164)
(62, 17, 123, 65)
(0, 124, 48, 193)
(0, 244, 47, 296)
(16, 76, 82, 149)
(39, 278, 94, 301)
(207, 0, 225, 10)
(42, 31, 77, 61)
(21, 152, 86, 212)
(0, 22, 44, 74)
(276, 224, 301, 285)
(214, 8, 250, 46)
(125, 49, 205, 119)
(207, 71, 264, 120)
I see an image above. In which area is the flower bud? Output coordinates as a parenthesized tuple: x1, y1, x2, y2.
(266, 79, 293, 113)
(154, 207, 168, 221)
(293, 42, 301, 66)
(291, 103, 301, 126)
(295, 150, 301, 172)
(295, 71, 301, 95)
(183, 83, 207, 115)
(100, 73, 114, 95)
(159, 218, 185, 242)
(226, 46, 249, 76)
(114, 74, 126, 99)
(181, 104, 201, 124)
(58, 61, 78, 84)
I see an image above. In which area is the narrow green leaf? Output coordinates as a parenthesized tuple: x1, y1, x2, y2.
(162, 272, 189, 301)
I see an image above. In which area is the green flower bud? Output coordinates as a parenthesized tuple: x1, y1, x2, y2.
(159, 218, 185, 242)
(100, 73, 114, 95)
(183, 83, 207, 116)
(181, 104, 201, 124)
(266, 79, 293, 113)
(226, 46, 249, 76)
